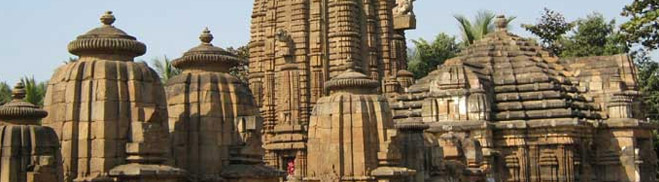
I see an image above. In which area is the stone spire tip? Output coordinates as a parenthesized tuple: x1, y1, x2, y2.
(200, 27, 214, 44)
(11, 82, 25, 100)
(100, 11, 116, 26)
(495, 15, 507, 31)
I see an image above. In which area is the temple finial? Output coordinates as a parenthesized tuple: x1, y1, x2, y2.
(200, 27, 214, 44)
(100, 11, 116, 26)
(11, 82, 25, 100)
(495, 15, 507, 31)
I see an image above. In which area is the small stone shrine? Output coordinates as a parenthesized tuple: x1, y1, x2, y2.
(165, 28, 284, 182)
(42, 11, 185, 182)
(0, 82, 63, 182)
(306, 62, 415, 182)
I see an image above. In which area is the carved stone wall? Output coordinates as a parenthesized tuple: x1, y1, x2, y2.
(249, 0, 416, 175)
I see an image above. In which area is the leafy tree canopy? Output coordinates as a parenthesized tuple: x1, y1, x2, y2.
(0, 82, 11, 105)
(226, 45, 250, 84)
(407, 33, 460, 79)
(522, 8, 574, 55)
(559, 13, 628, 57)
(621, 0, 659, 50)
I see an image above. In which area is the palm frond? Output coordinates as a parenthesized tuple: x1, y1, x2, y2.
(454, 15, 475, 45)
(475, 10, 496, 39)
(505, 16, 518, 29)
(20, 76, 47, 107)
(151, 56, 181, 83)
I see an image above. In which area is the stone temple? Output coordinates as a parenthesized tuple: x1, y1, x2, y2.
(1, 1, 657, 182)
(391, 16, 657, 182)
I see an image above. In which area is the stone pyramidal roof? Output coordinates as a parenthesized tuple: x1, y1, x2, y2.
(396, 15, 601, 124)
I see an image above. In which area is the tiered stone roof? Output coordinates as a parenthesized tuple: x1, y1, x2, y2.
(394, 15, 601, 124)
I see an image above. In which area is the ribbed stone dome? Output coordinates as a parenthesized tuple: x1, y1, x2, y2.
(67, 11, 146, 58)
(324, 62, 379, 93)
(396, 69, 414, 78)
(0, 82, 48, 123)
(172, 28, 244, 72)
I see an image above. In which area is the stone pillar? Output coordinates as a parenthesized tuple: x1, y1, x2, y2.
(608, 93, 634, 119)
(0, 83, 64, 182)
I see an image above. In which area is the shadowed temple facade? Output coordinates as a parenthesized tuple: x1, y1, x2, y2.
(0, 0, 656, 182)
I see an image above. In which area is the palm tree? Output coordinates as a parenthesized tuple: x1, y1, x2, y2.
(454, 10, 516, 46)
(0, 82, 11, 105)
(151, 56, 181, 83)
(20, 76, 47, 107)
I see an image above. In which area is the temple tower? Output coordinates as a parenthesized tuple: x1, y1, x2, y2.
(305, 63, 414, 182)
(249, 0, 416, 173)
(0, 83, 63, 182)
(165, 28, 284, 182)
(43, 11, 184, 182)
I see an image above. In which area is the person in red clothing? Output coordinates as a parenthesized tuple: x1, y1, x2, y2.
(287, 160, 295, 176)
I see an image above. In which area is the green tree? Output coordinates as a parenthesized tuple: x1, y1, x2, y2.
(560, 13, 628, 57)
(226, 46, 250, 84)
(634, 50, 659, 121)
(631, 49, 659, 162)
(621, 0, 659, 50)
(522, 8, 574, 55)
(454, 10, 516, 46)
(620, 1, 659, 167)
(0, 82, 11, 105)
(20, 76, 47, 107)
(151, 56, 181, 83)
(407, 33, 460, 79)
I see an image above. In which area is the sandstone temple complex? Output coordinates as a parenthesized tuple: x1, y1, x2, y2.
(1, 0, 657, 182)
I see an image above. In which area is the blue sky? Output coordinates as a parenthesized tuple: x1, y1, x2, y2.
(0, 0, 650, 83)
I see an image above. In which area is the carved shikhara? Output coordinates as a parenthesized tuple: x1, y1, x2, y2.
(248, 1, 417, 179)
